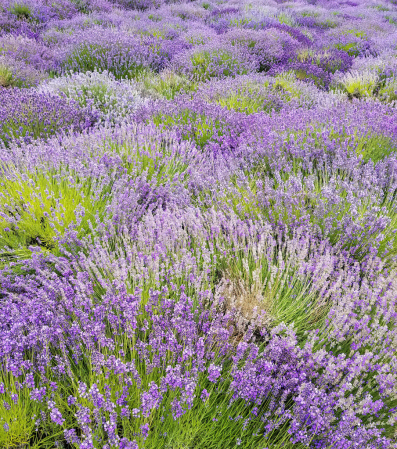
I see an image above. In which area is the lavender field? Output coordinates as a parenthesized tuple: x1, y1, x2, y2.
(1, 0, 397, 447)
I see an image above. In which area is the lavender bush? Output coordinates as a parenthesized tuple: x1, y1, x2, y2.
(38, 70, 147, 125)
(0, 54, 47, 87)
(0, 88, 97, 146)
(56, 28, 187, 79)
(0, 34, 56, 71)
(138, 69, 197, 100)
(171, 41, 259, 81)
(0, 0, 397, 448)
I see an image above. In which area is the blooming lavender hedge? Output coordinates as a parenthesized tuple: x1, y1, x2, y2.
(1, 0, 397, 448)
(0, 88, 98, 146)
(38, 70, 147, 125)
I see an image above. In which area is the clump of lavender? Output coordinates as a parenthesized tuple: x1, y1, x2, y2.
(0, 54, 47, 87)
(205, 6, 241, 34)
(0, 122, 199, 257)
(221, 28, 286, 72)
(270, 62, 332, 89)
(332, 69, 380, 99)
(214, 227, 348, 338)
(378, 76, 397, 104)
(7, 2, 33, 20)
(57, 28, 184, 79)
(136, 96, 250, 153)
(139, 69, 197, 100)
(181, 25, 218, 46)
(171, 41, 259, 82)
(272, 71, 346, 108)
(194, 75, 285, 114)
(110, 0, 163, 11)
(0, 88, 97, 146)
(0, 34, 55, 71)
(38, 70, 147, 125)
(296, 48, 353, 74)
(3, 0, 81, 22)
(195, 73, 347, 112)
(328, 30, 375, 58)
(0, 207, 396, 447)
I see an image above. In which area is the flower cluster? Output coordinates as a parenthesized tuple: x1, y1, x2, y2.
(0, 88, 98, 146)
(38, 70, 147, 125)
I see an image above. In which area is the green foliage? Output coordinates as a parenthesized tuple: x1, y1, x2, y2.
(297, 49, 341, 73)
(334, 42, 360, 57)
(333, 30, 367, 56)
(294, 68, 326, 88)
(0, 373, 41, 449)
(277, 12, 295, 26)
(273, 72, 310, 102)
(188, 48, 251, 81)
(203, 80, 285, 114)
(69, 0, 92, 14)
(214, 228, 331, 339)
(148, 13, 162, 21)
(0, 65, 14, 88)
(108, 133, 192, 186)
(0, 63, 45, 89)
(139, 28, 167, 39)
(377, 78, 397, 103)
(69, 81, 111, 109)
(334, 71, 378, 99)
(323, 19, 338, 28)
(53, 74, 128, 118)
(140, 71, 197, 100)
(229, 17, 252, 26)
(301, 11, 319, 17)
(9, 2, 32, 19)
(215, 93, 274, 114)
(334, 68, 397, 104)
(152, 109, 223, 149)
(355, 134, 397, 163)
(344, 29, 367, 39)
(373, 4, 390, 11)
(385, 15, 397, 25)
(0, 167, 112, 256)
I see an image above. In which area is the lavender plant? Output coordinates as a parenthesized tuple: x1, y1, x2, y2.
(171, 41, 259, 82)
(57, 28, 176, 79)
(0, 55, 47, 87)
(0, 166, 112, 255)
(137, 96, 249, 152)
(195, 75, 286, 114)
(139, 69, 197, 100)
(0, 34, 55, 71)
(0, 88, 97, 146)
(38, 70, 147, 125)
(332, 69, 379, 99)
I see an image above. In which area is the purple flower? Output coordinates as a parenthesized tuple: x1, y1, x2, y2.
(200, 388, 210, 402)
(207, 364, 222, 382)
(48, 400, 65, 426)
(64, 429, 80, 444)
(140, 423, 150, 440)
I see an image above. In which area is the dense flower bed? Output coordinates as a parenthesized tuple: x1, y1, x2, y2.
(0, 0, 397, 448)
